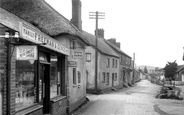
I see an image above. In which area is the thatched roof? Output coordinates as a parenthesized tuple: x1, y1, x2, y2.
(0, 0, 89, 44)
(82, 31, 119, 57)
(105, 40, 131, 58)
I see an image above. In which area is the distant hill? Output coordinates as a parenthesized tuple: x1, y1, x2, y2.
(137, 65, 161, 73)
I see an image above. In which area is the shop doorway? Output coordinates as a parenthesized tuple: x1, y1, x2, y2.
(39, 63, 50, 114)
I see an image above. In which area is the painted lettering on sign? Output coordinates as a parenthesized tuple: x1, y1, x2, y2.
(20, 22, 70, 55)
(16, 46, 38, 60)
(68, 61, 77, 67)
(73, 51, 83, 58)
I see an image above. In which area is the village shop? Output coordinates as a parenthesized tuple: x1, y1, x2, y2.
(0, 8, 70, 115)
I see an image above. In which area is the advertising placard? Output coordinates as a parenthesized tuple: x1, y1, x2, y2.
(16, 45, 38, 60)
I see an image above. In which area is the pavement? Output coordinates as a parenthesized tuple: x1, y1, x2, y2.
(72, 80, 184, 115)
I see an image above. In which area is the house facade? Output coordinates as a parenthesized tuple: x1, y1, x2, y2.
(107, 38, 132, 88)
(0, 0, 89, 115)
(175, 65, 184, 85)
(83, 31, 120, 93)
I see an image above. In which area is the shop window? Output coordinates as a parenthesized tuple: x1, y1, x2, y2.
(15, 60, 36, 111)
(50, 56, 60, 98)
(73, 68, 76, 85)
(86, 53, 91, 62)
(78, 71, 81, 84)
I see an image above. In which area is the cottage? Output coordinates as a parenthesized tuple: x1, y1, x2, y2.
(106, 38, 132, 88)
(0, 0, 89, 115)
(82, 30, 120, 93)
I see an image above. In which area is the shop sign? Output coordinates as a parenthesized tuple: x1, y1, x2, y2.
(19, 22, 70, 55)
(72, 50, 83, 58)
(16, 46, 38, 60)
(68, 61, 77, 67)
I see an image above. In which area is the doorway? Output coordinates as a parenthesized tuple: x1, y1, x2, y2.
(39, 63, 50, 114)
(112, 73, 114, 87)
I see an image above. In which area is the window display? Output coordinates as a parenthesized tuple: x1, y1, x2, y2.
(50, 56, 60, 98)
(15, 60, 36, 111)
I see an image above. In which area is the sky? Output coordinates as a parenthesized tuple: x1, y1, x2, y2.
(45, 0, 184, 68)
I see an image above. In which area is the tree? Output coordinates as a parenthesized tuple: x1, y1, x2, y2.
(164, 60, 178, 82)
(144, 66, 148, 74)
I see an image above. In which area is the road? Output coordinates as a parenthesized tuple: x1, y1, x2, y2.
(72, 80, 184, 115)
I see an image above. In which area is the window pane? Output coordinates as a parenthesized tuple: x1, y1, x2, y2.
(107, 73, 109, 84)
(50, 56, 59, 98)
(86, 53, 91, 62)
(15, 60, 36, 111)
(73, 68, 76, 84)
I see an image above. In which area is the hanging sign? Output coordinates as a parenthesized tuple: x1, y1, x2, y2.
(16, 46, 38, 60)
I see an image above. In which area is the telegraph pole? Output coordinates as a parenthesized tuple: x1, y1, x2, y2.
(89, 11, 105, 93)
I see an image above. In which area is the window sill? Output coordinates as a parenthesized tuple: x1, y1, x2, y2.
(15, 104, 43, 115)
(78, 85, 81, 88)
(73, 85, 77, 87)
(51, 95, 66, 102)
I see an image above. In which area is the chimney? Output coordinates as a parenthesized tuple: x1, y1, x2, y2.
(71, 0, 82, 31)
(116, 42, 121, 49)
(95, 28, 104, 38)
(107, 38, 116, 45)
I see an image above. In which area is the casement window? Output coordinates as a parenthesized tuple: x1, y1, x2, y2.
(115, 60, 117, 68)
(106, 73, 110, 84)
(107, 58, 110, 67)
(86, 53, 91, 62)
(78, 71, 81, 84)
(70, 40, 77, 49)
(102, 72, 106, 83)
(112, 59, 115, 68)
(73, 68, 76, 85)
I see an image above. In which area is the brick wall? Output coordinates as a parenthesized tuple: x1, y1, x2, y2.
(0, 27, 17, 115)
(0, 27, 7, 115)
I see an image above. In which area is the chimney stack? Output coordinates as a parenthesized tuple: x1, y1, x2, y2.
(95, 28, 104, 38)
(116, 42, 121, 49)
(107, 38, 116, 45)
(71, 0, 82, 31)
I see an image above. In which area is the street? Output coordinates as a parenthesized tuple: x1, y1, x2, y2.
(72, 80, 184, 115)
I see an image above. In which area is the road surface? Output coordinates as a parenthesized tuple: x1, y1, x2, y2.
(72, 80, 184, 115)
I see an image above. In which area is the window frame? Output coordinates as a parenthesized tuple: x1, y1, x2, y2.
(86, 53, 91, 62)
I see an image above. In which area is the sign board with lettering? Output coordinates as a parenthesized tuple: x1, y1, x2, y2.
(72, 50, 83, 58)
(68, 61, 77, 67)
(19, 22, 70, 55)
(16, 46, 38, 60)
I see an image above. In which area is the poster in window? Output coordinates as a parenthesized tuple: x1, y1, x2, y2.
(16, 46, 38, 60)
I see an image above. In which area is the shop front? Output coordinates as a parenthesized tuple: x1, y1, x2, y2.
(0, 9, 70, 115)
